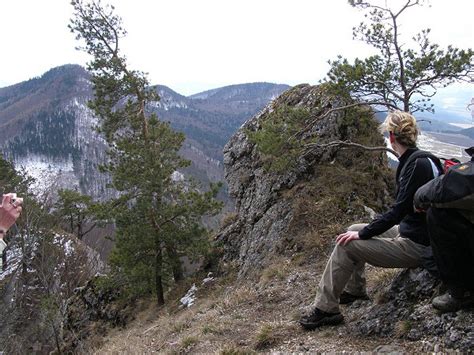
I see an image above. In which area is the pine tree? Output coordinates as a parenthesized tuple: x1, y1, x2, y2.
(326, 0, 473, 113)
(54, 189, 97, 240)
(69, 0, 222, 305)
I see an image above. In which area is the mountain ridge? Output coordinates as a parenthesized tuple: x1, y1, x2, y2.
(0, 64, 290, 198)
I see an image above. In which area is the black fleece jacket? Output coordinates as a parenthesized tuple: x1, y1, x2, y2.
(359, 147, 442, 246)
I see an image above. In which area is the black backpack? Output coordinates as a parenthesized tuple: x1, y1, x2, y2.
(430, 160, 474, 214)
(415, 152, 474, 223)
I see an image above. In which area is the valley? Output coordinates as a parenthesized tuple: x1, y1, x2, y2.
(418, 131, 474, 161)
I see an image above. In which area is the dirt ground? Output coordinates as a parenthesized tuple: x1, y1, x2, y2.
(91, 257, 425, 354)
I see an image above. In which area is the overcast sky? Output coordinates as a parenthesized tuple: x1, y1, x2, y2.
(0, 0, 472, 117)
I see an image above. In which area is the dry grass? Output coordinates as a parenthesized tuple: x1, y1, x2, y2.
(171, 320, 191, 333)
(201, 324, 218, 335)
(370, 267, 401, 288)
(285, 165, 387, 262)
(220, 212, 239, 229)
(217, 285, 259, 310)
(253, 321, 295, 350)
(90, 264, 420, 354)
(259, 259, 292, 286)
(219, 345, 256, 355)
(298, 230, 327, 255)
(179, 335, 199, 351)
(253, 323, 277, 350)
(394, 320, 412, 338)
(366, 267, 401, 304)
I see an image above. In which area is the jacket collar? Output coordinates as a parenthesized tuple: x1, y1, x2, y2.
(398, 147, 418, 165)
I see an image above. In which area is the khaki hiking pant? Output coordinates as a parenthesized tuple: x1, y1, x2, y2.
(314, 223, 430, 313)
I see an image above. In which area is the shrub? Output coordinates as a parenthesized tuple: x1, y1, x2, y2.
(246, 105, 311, 172)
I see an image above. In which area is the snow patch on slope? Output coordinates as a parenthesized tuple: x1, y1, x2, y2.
(16, 154, 79, 196)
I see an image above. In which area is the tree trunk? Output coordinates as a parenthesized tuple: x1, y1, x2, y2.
(156, 272, 164, 306)
(404, 99, 410, 112)
(155, 242, 165, 306)
(52, 322, 62, 354)
(77, 218, 83, 240)
(69, 214, 74, 235)
(166, 243, 184, 282)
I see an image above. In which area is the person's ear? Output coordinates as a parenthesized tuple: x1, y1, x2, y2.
(389, 131, 395, 144)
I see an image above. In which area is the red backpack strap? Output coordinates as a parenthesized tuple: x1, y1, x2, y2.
(441, 158, 461, 173)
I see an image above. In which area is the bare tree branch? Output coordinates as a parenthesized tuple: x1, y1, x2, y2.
(295, 99, 399, 139)
(304, 140, 399, 158)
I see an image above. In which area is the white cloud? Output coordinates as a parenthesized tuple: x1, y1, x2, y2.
(441, 97, 461, 109)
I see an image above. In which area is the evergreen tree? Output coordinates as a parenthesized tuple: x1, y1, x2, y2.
(69, 0, 222, 305)
(326, 0, 473, 113)
(0, 157, 32, 197)
(54, 189, 97, 240)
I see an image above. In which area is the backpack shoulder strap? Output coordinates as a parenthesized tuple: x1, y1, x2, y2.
(399, 150, 442, 180)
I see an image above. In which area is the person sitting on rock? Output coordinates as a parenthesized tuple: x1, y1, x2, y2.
(414, 146, 474, 313)
(299, 110, 443, 330)
(0, 193, 23, 272)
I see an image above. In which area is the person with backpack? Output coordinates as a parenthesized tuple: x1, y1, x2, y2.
(414, 147, 474, 312)
(299, 110, 443, 330)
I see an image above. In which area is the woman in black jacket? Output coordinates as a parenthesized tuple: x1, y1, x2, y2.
(300, 110, 443, 330)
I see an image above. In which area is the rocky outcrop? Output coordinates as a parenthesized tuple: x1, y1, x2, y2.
(61, 275, 136, 352)
(349, 268, 474, 352)
(217, 84, 392, 275)
(0, 232, 104, 354)
(216, 83, 474, 350)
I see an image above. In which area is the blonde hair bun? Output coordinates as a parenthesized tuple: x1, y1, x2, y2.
(380, 110, 419, 147)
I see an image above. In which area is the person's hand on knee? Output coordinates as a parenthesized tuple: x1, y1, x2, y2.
(336, 231, 360, 246)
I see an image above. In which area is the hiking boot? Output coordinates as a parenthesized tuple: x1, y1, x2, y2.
(432, 291, 474, 313)
(339, 291, 369, 304)
(299, 308, 344, 330)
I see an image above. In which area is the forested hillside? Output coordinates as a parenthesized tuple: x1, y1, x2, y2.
(0, 65, 289, 196)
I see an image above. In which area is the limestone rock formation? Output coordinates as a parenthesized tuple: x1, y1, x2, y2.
(217, 84, 392, 275)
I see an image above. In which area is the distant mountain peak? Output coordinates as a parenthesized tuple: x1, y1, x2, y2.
(188, 82, 291, 101)
(40, 64, 89, 80)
